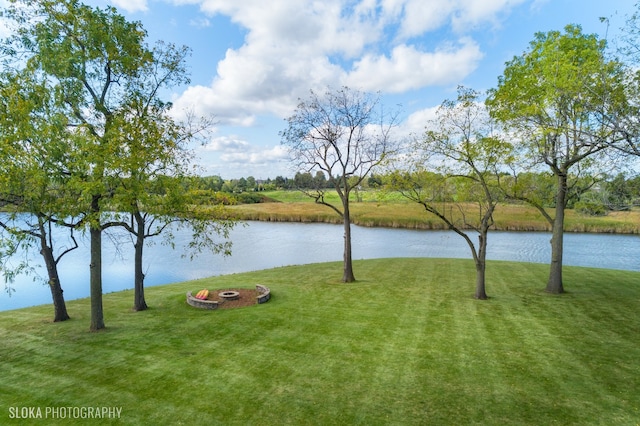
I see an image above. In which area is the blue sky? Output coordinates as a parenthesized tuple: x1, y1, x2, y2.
(38, 1, 640, 178)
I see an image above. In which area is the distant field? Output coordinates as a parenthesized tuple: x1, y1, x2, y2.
(1, 258, 639, 425)
(228, 190, 640, 233)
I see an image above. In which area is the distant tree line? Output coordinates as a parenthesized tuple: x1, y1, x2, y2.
(191, 172, 338, 193)
(191, 172, 383, 193)
(186, 171, 640, 214)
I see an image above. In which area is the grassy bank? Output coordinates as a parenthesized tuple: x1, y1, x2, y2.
(1, 258, 639, 425)
(228, 190, 640, 233)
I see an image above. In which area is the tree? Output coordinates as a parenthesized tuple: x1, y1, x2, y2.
(390, 87, 512, 299)
(604, 173, 634, 209)
(293, 172, 314, 189)
(117, 176, 233, 312)
(313, 171, 328, 189)
(274, 176, 287, 189)
(2, 0, 233, 329)
(612, 4, 640, 185)
(21, 0, 152, 330)
(246, 176, 257, 191)
(97, 41, 232, 312)
(281, 87, 399, 282)
(0, 214, 78, 322)
(367, 174, 383, 188)
(0, 67, 82, 322)
(575, 173, 637, 212)
(20, 0, 153, 330)
(487, 25, 629, 294)
(237, 177, 248, 192)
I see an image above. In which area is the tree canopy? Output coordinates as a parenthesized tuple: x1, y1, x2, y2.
(0, 0, 233, 329)
(487, 24, 630, 293)
(281, 87, 399, 282)
(390, 87, 512, 299)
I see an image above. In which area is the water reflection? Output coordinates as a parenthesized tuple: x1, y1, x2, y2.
(1, 221, 638, 311)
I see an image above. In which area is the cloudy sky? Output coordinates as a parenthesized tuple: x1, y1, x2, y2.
(77, 1, 639, 178)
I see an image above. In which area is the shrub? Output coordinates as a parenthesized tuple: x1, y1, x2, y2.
(574, 200, 607, 216)
(188, 190, 237, 205)
(236, 192, 278, 204)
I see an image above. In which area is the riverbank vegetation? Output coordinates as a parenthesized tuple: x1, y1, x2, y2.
(222, 189, 640, 234)
(192, 171, 640, 213)
(186, 168, 640, 234)
(1, 258, 638, 425)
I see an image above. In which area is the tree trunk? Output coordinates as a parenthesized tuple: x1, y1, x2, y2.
(89, 195, 105, 331)
(40, 244, 70, 322)
(474, 233, 488, 300)
(546, 173, 567, 294)
(133, 211, 148, 311)
(342, 201, 356, 283)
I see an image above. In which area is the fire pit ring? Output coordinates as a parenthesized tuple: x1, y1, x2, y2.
(218, 290, 240, 301)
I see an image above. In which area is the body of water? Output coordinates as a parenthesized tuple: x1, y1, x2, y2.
(1, 221, 639, 311)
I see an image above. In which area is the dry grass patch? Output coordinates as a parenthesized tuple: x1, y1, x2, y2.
(230, 193, 640, 233)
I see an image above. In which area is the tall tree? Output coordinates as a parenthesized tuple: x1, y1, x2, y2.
(116, 178, 233, 312)
(390, 87, 511, 299)
(281, 87, 398, 282)
(22, 0, 152, 330)
(2, 0, 232, 329)
(0, 68, 82, 322)
(102, 41, 232, 312)
(486, 25, 628, 294)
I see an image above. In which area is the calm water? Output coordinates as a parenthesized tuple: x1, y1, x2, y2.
(1, 221, 639, 311)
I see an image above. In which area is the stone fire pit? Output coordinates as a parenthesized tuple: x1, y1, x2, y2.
(186, 285, 271, 310)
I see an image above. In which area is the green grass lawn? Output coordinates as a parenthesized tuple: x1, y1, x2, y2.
(1, 258, 639, 425)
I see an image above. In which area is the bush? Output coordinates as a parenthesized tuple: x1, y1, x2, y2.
(187, 190, 237, 205)
(574, 200, 607, 216)
(236, 192, 278, 204)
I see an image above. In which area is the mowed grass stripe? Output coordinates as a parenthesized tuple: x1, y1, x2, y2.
(0, 258, 638, 425)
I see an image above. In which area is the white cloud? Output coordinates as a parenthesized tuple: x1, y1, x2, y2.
(452, 0, 527, 32)
(220, 145, 288, 165)
(189, 17, 211, 28)
(204, 135, 251, 152)
(375, 0, 528, 39)
(402, 106, 440, 137)
(171, 40, 344, 124)
(187, 0, 378, 56)
(395, 1, 456, 38)
(344, 39, 483, 93)
(196, 133, 290, 177)
(109, 0, 148, 13)
(170, 0, 522, 126)
(202, 135, 288, 165)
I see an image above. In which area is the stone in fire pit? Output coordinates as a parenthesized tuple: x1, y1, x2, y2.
(218, 290, 240, 301)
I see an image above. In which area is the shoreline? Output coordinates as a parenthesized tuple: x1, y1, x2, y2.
(228, 203, 640, 235)
(223, 191, 640, 235)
